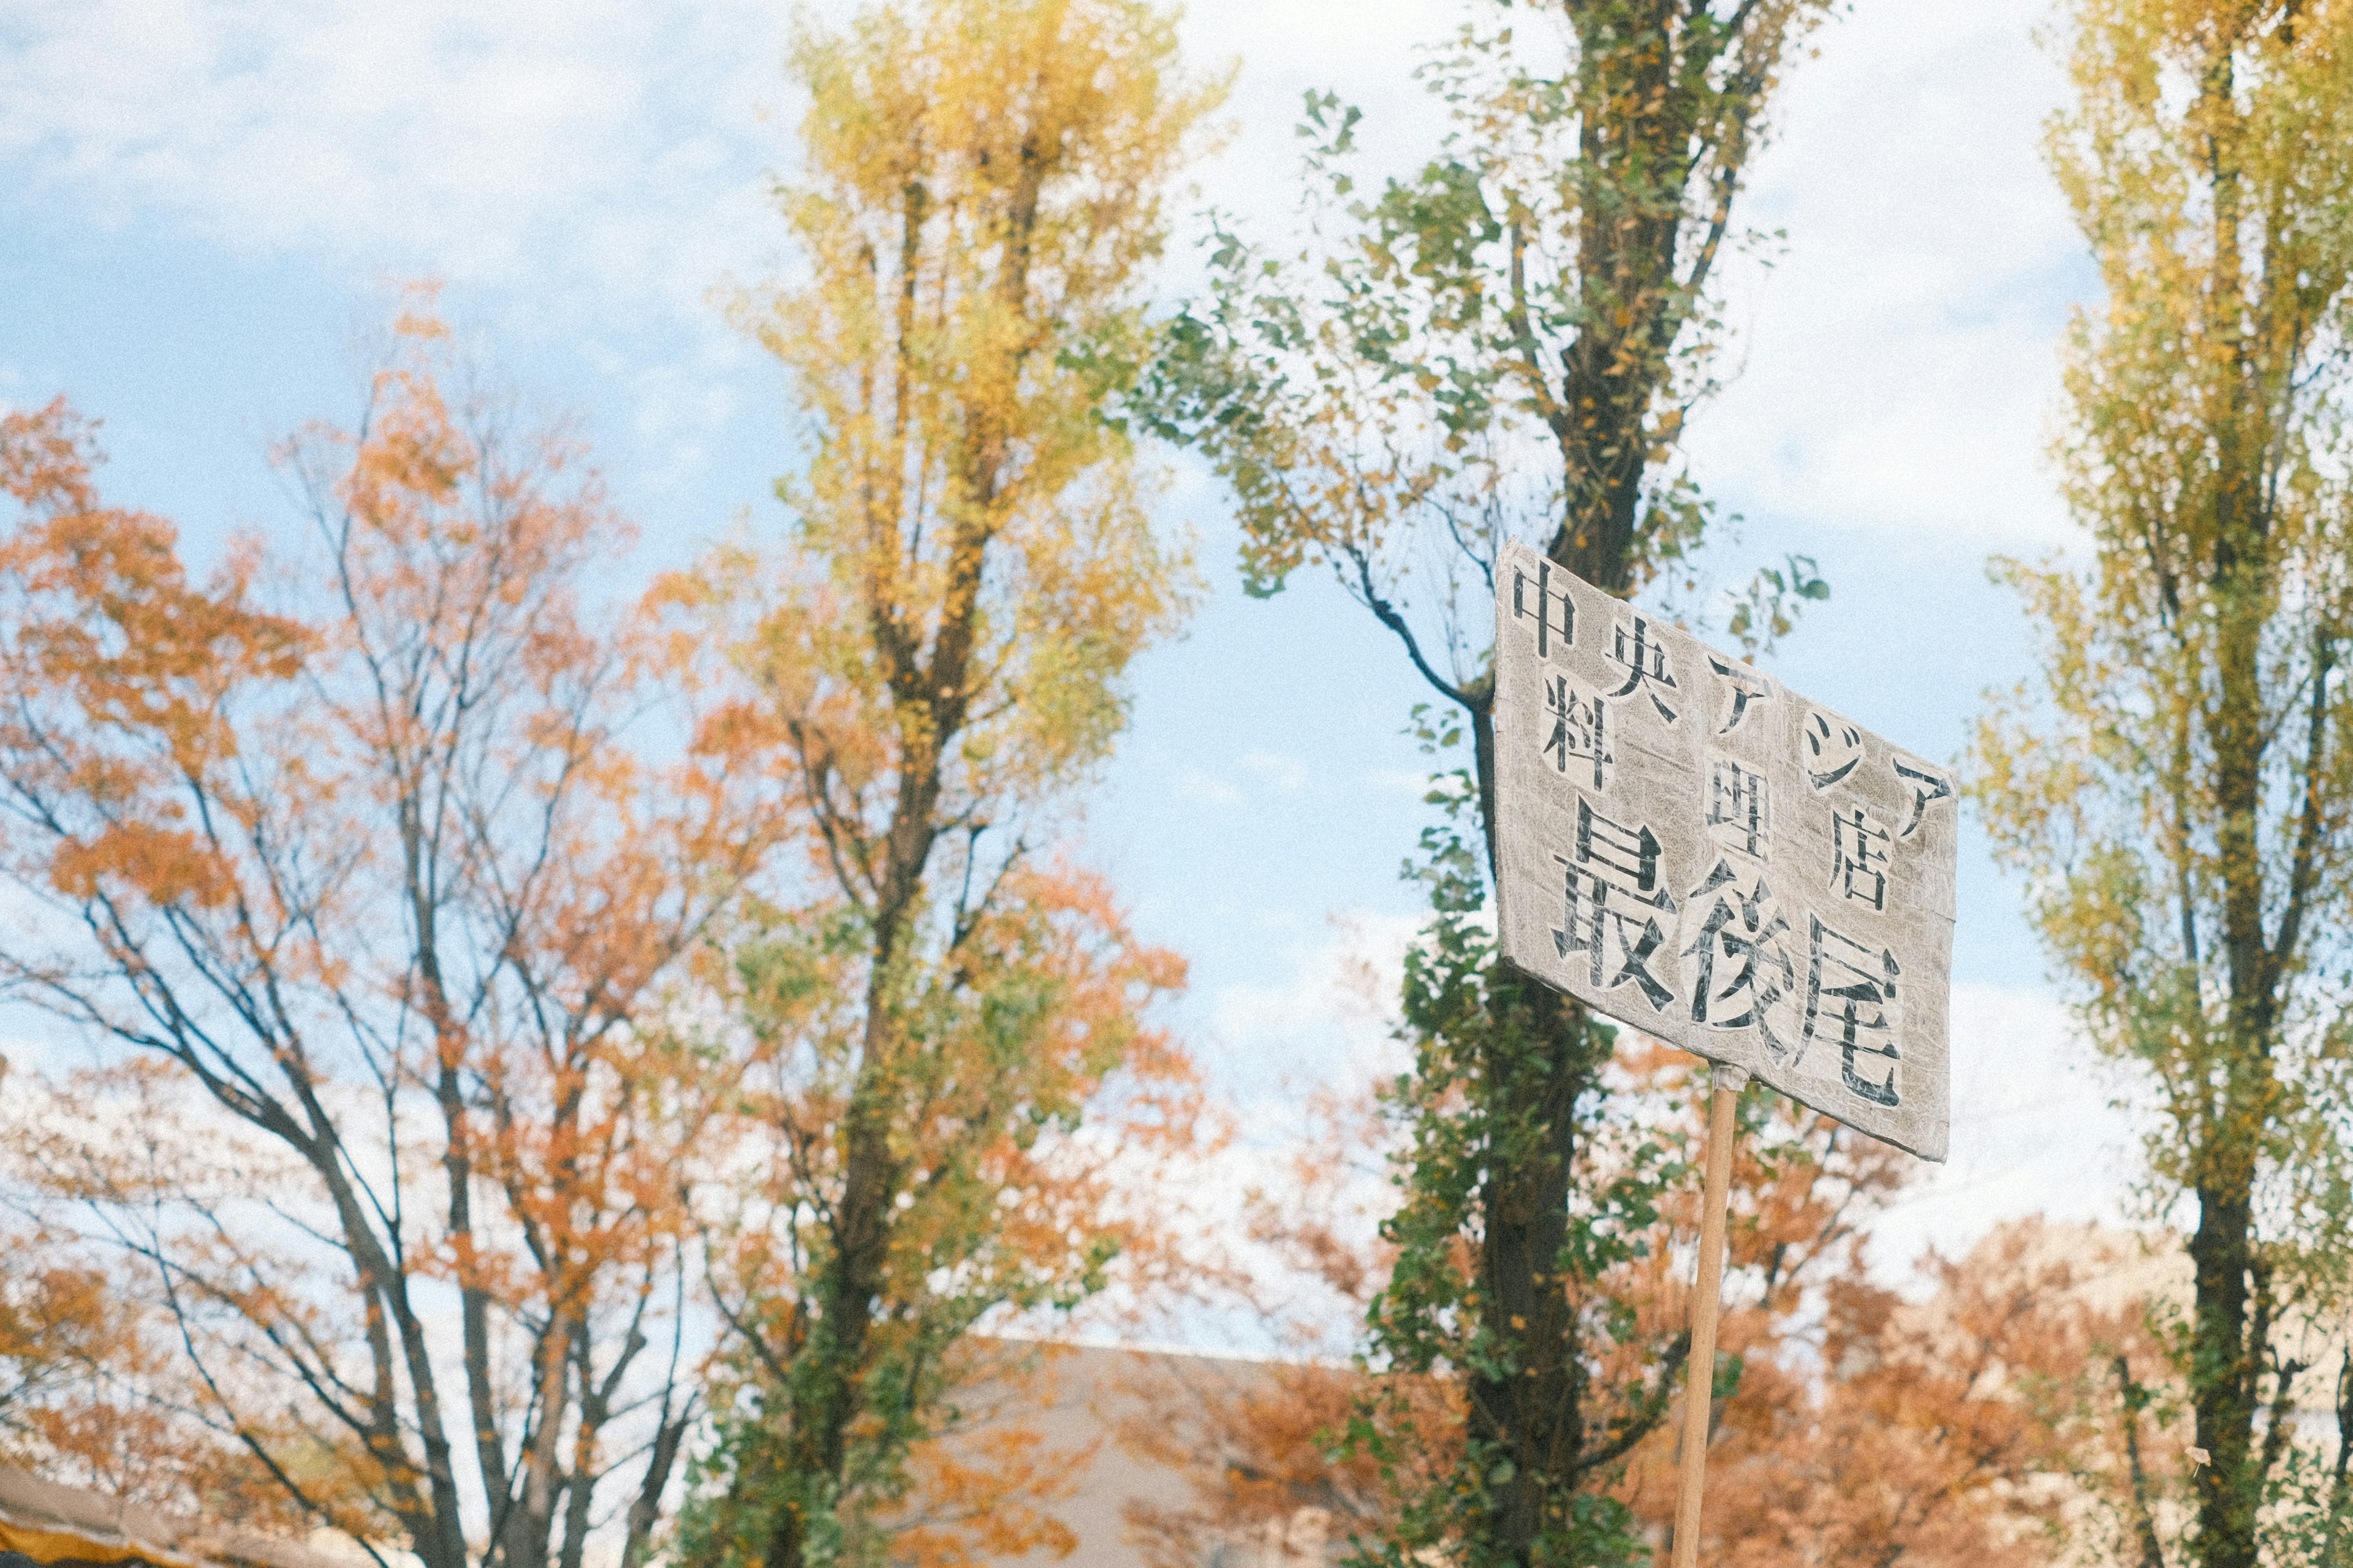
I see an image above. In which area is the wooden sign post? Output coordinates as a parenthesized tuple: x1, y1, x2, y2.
(1489, 542, 1955, 1562)
(1671, 1064, 1743, 1568)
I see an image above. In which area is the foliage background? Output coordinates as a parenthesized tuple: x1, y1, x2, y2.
(0, 6, 2183, 1566)
(0, 9, 2105, 1300)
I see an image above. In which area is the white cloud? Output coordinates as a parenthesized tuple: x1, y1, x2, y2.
(1694, 0, 2089, 548)
(0, 363, 37, 412)
(1170, 752, 1313, 805)
(1176, 767, 1243, 806)
(1177, 0, 2093, 552)
(0, 0, 803, 498)
(1205, 910, 1420, 1102)
(1864, 982, 2139, 1271)
(1369, 766, 1437, 795)
(1, 0, 2091, 553)
(1239, 749, 1309, 793)
(1176, 0, 1453, 221)
(0, 0, 790, 378)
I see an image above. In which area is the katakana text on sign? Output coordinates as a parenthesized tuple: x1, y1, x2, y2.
(1493, 543, 1955, 1160)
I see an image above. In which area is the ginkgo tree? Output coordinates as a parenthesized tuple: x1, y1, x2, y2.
(1137, 4, 1838, 1562)
(667, 2, 1224, 1565)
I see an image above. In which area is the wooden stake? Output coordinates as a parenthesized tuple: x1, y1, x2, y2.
(1672, 1062, 1746, 1568)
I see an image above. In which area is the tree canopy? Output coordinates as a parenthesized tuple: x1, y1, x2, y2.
(1976, 1, 2353, 1561)
(669, 2, 1223, 1564)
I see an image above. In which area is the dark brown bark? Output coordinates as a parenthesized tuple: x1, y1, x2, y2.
(1542, 2, 1761, 600)
(1468, 977, 1588, 1541)
(2322, 1350, 2352, 1564)
(2116, 1355, 2170, 1568)
(623, 1399, 695, 1568)
(1476, 9, 1779, 1559)
(1462, 971, 1699, 1547)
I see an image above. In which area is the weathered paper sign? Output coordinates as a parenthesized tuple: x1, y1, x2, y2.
(1493, 542, 1953, 1160)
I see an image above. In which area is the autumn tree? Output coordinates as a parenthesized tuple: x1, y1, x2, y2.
(0, 1180, 300, 1530)
(1675, 1219, 2143, 1568)
(668, 4, 1222, 1564)
(1135, 4, 1839, 1562)
(0, 324, 768, 1568)
(1974, 4, 2353, 1564)
(1119, 1047, 1919, 1568)
(1115, 1087, 1451, 1567)
(1124, 1075, 2143, 1568)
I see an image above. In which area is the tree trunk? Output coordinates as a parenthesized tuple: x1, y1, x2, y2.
(2323, 1350, 2352, 1564)
(2188, 1184, 2259, 1568)
(1476, 23, 1701, 1531)
(1549, 0, 1707, 600)
(770, 667, 956, 1566)
(1468, 974, 1603, 1559)
(2116, 1355, 2170, 1568)
(2192, 40, 2279, 1549)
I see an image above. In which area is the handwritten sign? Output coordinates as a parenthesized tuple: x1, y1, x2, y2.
(1493, 542, 1953, 1160)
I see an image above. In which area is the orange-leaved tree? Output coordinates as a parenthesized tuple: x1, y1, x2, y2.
(0, 1175, 300, 1530)
(1116, 1087, 1441, 1567)
(667, 2, 1224, 1566)
(1123, 1064, 2135, 1568)
(1119, 1046, 1919, 1566)
(1672, 1219, 2142, 1568)
(0, 315, 778, 1568)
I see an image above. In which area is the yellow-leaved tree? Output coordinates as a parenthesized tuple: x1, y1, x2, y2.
(670, 3, 1224, 1565)
(1976, 4, 2353, 1564)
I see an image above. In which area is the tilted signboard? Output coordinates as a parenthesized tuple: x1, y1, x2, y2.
(1492, 540, 1954, 1160)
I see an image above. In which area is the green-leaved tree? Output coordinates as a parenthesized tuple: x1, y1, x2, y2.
(1140, 4, 1838, 1564)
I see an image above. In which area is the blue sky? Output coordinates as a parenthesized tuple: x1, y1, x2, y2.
(0, 0, 2133, 1270)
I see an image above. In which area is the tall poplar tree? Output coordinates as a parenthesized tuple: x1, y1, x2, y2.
(1976, 4, 2353, 1564)
(675, 3, 1222, 1564)
(1140, 4, 1836, 1564)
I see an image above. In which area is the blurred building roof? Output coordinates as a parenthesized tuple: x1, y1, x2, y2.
(0, 1467, 345, 1568)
